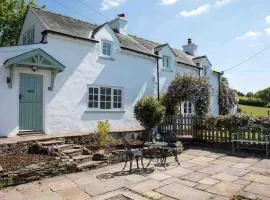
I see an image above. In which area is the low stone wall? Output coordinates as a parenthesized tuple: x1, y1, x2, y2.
(0, 158, 76, 188)
(0, 131, 143, 155)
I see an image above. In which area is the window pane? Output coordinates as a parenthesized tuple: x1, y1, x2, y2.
(89, 88, 93, 94)
(106, 102, 111, 109)
(89, 95, 93, 101)
(118, 90, 122, 95)
(94, 95, 98, 101)
(107, 96, 111, 101)
(100, 95, 105, 101)
(118, 103, 121, 108)
(94, 102, 98, 108)
(114, 90, 117, 95)
(94, 88, 98, 94)
(113, 103, 117, 108)
(100, 87, 105, 94)
(106, 88, 111, 94)
(100, 102, 105, 109)
(88, 102, 93, 108)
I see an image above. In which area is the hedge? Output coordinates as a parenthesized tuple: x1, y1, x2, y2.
(239, 97, 267, 107)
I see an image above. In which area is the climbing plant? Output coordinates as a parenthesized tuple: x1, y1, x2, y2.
(219, 82, 238, 115)
(166, 75, 211, 116)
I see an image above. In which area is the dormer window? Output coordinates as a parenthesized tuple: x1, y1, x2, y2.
(23, 27, 35, 45)
(162, 56, 170, 69)
(101, 40, 113, 57)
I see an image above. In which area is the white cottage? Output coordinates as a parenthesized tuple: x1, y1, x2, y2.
(0, 8, 222, 137)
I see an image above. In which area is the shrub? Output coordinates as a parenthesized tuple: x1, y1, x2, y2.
(266, 103, 270, 108)
(166, 75, 211, 116)
(97, 120, 113, 148)
(220, 82, 238, 115)
(239, 97, 266, 107)
(134, 96, 165, 140)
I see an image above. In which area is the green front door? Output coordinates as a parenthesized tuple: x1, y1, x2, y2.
(19, 74, 43, 132)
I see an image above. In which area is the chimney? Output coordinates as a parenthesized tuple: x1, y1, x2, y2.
(183, 38, 198, 56)
(109, 13, 128, 35)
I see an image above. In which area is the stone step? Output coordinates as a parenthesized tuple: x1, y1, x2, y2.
(56, 144, 74, 150)
(76, 160, 104, 171)
(72, 155, 93, 164)
(62, 148, 83, 157)
(39, 140, 65, 146)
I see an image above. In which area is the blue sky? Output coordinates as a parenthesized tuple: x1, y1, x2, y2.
(36, 0, 270, 93)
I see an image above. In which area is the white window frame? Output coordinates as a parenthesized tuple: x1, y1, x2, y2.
(87, 84, 124, 112)
(181, 101, 194, 116)
(101, 40, 113, 58)
(162, 56, 170, 69)
(22, 26, 35, 45)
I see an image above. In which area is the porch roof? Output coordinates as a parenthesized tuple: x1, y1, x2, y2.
(3, 48, 66, 72)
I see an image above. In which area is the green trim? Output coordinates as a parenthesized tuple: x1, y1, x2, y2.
(4, 48, 65, 72)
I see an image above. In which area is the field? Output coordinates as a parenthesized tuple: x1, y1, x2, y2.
(240, 104, 270, 117)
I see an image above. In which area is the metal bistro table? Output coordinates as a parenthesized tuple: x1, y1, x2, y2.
(144, 141, 180, 169)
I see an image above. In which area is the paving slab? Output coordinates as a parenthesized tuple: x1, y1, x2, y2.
(206, 181, 244, 197)
(199, 165, 228, 175)
(232, 163, 251, 169)
(233, 179, 251, 186)
(181, 172, 210, 182)
(91, 189, 148, 200)
(156, 182, 215, 200)
(189, 156, 216, 164)
(122, 174, 149, 183)
(57, 187, 90, 200)
(80, 177, 129, 197)
(242, 173, 270, 185)
(223, 167, 249, 177)
(195, 183, 212, 191)
(127, 179, 166, 193)
(164, 166, 194, 177)
(212, 173, 238, 182)
(218, 156, 244, 163)
(237, 190, 270, 200)
(210, 159, 235, 167)
(244, 182, 270, 197)
(0, 189, 25, 200)
(161, 177, 198, 187)
(23, 190, 63, 200)
(46, 177, 77, 192)
(146, 172, 171, 181)
(199, 177, 220, 185)
(143, 191, 165, 199)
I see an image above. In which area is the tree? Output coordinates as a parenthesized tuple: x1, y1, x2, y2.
(134, 97, 165, 140)
(246, 92, 254, 98)
(0, 0, 45, 46)
(255, 87, 270, 103)
(221, 77, 229, 86)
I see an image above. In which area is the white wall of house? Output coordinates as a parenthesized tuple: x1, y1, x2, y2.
(0, 12, 221, 137)
(201, 58, 220, 116)
(18, 10, 45, 45)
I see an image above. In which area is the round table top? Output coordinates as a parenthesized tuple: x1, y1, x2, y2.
(144, 141, 168, 147)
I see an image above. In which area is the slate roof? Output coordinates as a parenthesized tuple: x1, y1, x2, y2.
(30, 7, 199, 67)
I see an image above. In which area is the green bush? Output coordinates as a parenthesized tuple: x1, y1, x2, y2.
(266, 103, 270, 108)
(239, 97, 266, 107)
(96, 120, 114, 148)
(134, 96, 165, 140)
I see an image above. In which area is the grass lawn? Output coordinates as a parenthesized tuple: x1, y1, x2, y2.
(240, 104, 270, 117)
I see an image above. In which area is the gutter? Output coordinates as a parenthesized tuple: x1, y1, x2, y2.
(41, 30, 99, 43)
(156, 57, 160, 101)
(121, 46, 161, 59)
(176, 61, 202, 69)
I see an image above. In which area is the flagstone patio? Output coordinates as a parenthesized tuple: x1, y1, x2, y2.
(1, 148, 270, 200)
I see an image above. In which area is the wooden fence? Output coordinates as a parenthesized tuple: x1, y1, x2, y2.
(158, 115, 233, 144)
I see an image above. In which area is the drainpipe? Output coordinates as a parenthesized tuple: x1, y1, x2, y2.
(218, 71, 224, 115)
(156, 57, 160, 100)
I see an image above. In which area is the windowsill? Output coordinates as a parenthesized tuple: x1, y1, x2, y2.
(161, 68, 173, 72)
(85, 110, 125, 113)
(99, 55, 115, 61)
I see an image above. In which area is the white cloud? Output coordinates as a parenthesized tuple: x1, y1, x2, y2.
(215, 0, 232, 7)
(266, 16, 270, 24)
(180, 4, 211, 17)
(160, 0, 179, 5)
(101, 0, 126, 10)
(265, 28, 270, 35)
(236, 31, 262, 40)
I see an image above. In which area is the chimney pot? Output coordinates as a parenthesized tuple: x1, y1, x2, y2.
(188, 38, 192, 44)
(118, 13, 125, 18)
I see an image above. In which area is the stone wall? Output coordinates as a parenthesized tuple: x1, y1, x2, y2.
(0, 158, 76, 188)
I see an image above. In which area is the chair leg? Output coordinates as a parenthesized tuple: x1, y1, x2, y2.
(136, 158, 139, 169)
(141, 157, 145, 171)
(129, 159, 133, 173)
(174, 151, 180, 165)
